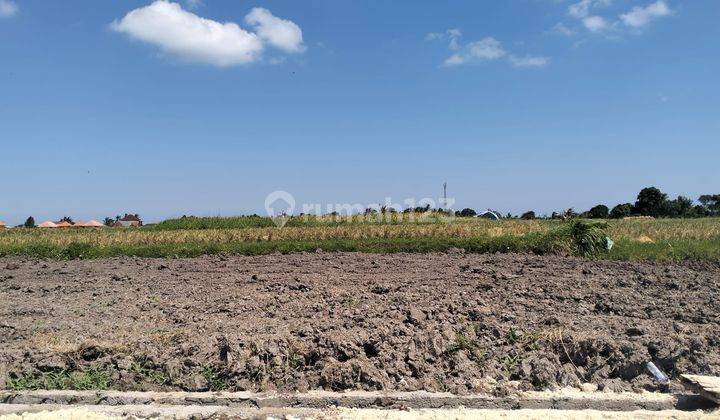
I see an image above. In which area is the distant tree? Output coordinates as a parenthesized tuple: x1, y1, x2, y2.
(24, 216, 35, 228)
(455, 208, 477, 217)
(562, 208, 578, 219)
(610, 203, 634, 219)
(664, 195, 693, 218)
(103, 217, 115, 227)
(520, 211, 536, 220)
(699, 194, 720, 216)
(586, 204, 609, 219)
(635, 187, 668, 217)
(689, 204, 711, 218)
(550, 211, 561, 219)
(59, 216, 73, 223)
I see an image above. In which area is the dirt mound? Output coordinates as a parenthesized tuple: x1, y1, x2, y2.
(0, 253, 718, 394)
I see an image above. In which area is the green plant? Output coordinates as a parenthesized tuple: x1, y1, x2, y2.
(570, 220, 611, 257)
(501, 353, 521, 374)
(505, 327, 519, 344)
(285, 353, 305, 370)
(201, 365, 228, 391)
(7, 367, 112, 391)
(549, 220, 611, 257)
(129, 361, 169, 385)
(445, 333, 486, 364)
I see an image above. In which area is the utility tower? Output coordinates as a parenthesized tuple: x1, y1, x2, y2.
(443, 182, 448, 211)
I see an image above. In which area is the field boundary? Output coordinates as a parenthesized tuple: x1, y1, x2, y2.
(0, 389, 714, 412)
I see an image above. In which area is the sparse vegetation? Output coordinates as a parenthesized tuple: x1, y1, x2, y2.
(0, 213, 718, 262)
(7, 367, 112, 391)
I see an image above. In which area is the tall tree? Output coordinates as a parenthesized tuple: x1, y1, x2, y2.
(610, 203, 634, 219)
(586, 204, 609, 219)
(699, 194, 720, 216)
(24, 216, 35, 228)
(664, 195, 693, 217)
(635, 187, 668, 217)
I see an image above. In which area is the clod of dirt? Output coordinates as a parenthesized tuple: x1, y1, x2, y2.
(79, 346, 104, 362)
(405, 308, 426, 326)
(182, 374, 209, 392)
(371, 286, 391, 295)
(626, 327, 645, 337)
(35, 355, 69, 372)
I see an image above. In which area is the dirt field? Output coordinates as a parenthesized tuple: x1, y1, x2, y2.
(1, 252, 718, 394)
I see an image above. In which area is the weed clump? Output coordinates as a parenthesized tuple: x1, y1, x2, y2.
(549, 220, 612, 258)
(7, 367, 112, 391)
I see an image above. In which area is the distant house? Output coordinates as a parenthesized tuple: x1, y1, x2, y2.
(114, 214, 142, 227)
(82, 220, 105, 228)
(54, 220, 73, 228)
(38, 221, 58, 228)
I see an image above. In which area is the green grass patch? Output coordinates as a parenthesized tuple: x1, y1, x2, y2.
(7, 367, 112, 391)
(150, 212, 457, 230)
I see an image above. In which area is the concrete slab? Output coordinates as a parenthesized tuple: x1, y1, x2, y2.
(682, 375, 720, 405)
(0, 404, 718, 420)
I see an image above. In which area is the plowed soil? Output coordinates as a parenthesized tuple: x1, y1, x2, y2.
(1, 252, 719, 394)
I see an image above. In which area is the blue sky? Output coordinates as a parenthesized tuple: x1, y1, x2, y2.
(1, 0, 718, 224)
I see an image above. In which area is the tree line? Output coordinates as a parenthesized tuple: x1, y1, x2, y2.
(455, 187, 720, 220)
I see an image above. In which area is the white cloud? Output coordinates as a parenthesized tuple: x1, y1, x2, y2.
(568, 0, 611, 18)
(568, 0, 592, 18)
(446, 28, 462, 38)
(509, 55, 551, 67)
(432, 29, 547, 69)
(111, 1, 304, 67)
(553, 23, 576, 37)
(424, 32, 444, 41)
(444, 37, 507, 66)
(425, 28, 463, 51)
(0, 0, 18, 18)
(582, 15, 608, 32)
(620, 1, 672, 28)
(245, 7, 305, 53)
(184, 0, 204, 9)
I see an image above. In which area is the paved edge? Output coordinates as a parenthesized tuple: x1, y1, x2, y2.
(0, 390, 714, 412)
(2, 404, 719, 420)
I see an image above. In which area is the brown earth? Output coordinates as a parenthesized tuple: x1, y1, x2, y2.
(0, 252, 719, 395)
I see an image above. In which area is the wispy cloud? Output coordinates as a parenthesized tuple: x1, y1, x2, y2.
(568, 0, 611, 19)
(552, 23, 576, 37)
(184, 0, 204, 9)
(620, 1, 672, 28)
(582, 15, 608, 32)
(509, 55, 551, 68)
(111, 1, 305, 67)
(428, 30, 549, 69)
(560, 0, 673, 36)
(444, 37, 506, 66)
(0, 0, 18, 18)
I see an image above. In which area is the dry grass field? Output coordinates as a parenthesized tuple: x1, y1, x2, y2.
(0, 216, 718, 262)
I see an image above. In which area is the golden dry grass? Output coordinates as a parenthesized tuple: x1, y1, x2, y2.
(1, 218, 718, 249)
